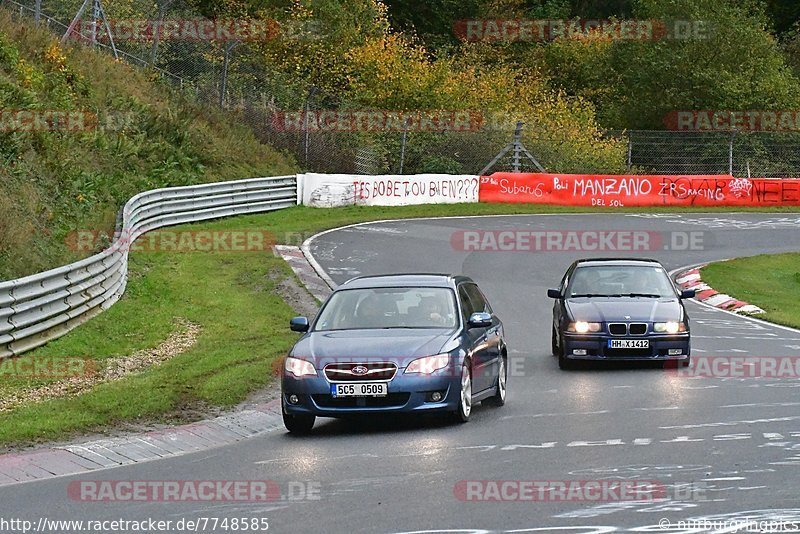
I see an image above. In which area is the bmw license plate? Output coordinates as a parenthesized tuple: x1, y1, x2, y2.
(331, 383, 387, 397)
(608, 339, 650, 349)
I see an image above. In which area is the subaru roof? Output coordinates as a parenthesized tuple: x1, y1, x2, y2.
(339, 273, 472, 290)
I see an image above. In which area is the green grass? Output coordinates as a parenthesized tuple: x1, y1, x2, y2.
(0, 245, 299, 448)
(4, 203, 800, 449)
(702, 253, 800, 330)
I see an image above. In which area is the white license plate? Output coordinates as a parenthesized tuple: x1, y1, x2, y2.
(608, 339, 650, 349)
(331, 383, 387, 397)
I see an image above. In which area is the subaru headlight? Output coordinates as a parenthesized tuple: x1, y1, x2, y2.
(405, 354, 450, 374)
(284, 357, 316, 377)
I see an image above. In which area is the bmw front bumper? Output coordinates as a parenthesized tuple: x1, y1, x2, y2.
(562, 333, 690, 362)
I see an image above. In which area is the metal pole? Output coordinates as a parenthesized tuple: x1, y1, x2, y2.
(34, 0, 41, 23)
(626, 136, 633, 172)
(303, 100, 310, 168)
(399, 118, 410, 174)
(303, 87, 317, 169)
(728, 130, 737, 175)
(62, 0, 92, 43)
(219, 42, 232, 108)
(91, 0, 99, 44)
(512, 121, 523, 172)
(150, 1, 173, 66)
(94, 0, 119, 58)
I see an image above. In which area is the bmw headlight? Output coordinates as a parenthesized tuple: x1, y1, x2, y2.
(568, 321, 602, 334)
(654, 321, 685, 334)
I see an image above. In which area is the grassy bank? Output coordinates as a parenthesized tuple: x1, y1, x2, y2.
(3, 203, 800, 448)
(0, 10, 295, 281)
(702, 253, 800, 330)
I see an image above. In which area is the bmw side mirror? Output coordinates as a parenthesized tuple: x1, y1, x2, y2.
(467, 312, 493, 329)
(680, 289, 696, 299)
(547, 288, 562, 299)
(290, 316, 310, 332)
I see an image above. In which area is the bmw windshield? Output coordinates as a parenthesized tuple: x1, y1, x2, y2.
(568, 265, 677, 298)
(314, 287, 458, 330)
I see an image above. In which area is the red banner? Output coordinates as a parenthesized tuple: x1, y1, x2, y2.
(479, 173, 800, 207)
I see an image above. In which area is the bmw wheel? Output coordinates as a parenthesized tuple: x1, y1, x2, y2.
(453, 363, 472, 422)
(551, 326, 562, 356)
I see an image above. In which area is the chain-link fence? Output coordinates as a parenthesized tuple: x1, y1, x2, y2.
(4, 0, 800, 177)
(619, 130, 800, 177)
(273, 126, 800, 176)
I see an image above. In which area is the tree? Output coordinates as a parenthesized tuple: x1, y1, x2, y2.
(542, 0, 800, 129)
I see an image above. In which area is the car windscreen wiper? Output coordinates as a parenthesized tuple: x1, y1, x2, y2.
(619, 293, 663, 298)
(569, 293, 614, 298)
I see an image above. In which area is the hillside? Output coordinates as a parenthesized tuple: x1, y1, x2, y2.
(0, 10, 296, 280)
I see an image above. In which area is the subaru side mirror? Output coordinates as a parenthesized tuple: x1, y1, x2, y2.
(290, 316, 310, 332)
(467, 312, 493, 329)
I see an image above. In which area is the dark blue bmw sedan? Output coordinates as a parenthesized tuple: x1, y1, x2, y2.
(281, 274, 507, 433)
(548, 259, 695, 370)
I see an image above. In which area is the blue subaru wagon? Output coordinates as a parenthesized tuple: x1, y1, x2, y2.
(281, 274, 508, 433)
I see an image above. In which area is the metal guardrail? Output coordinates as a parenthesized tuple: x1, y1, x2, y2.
(0, 175, 298, 358)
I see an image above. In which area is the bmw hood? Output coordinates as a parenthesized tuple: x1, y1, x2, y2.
(565, 298, 683, 323)
(291, 329, 456, 368)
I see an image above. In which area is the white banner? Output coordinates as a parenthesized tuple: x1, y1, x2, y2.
(298, 173, 480, 207)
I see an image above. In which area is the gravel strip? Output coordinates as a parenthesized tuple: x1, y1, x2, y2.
(0, 319, 201, 412)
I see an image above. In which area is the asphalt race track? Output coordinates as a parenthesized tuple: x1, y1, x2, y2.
(4, 213, 800, 533)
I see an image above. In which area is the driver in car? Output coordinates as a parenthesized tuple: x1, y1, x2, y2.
(419, 296, 447, 325)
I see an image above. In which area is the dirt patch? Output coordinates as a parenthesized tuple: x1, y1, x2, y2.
(272, 268, 320, 319)
(237, 267, 320, 409)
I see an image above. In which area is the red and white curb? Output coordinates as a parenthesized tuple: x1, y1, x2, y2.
(0, 400, 284, 486)
(675, 265, 764, 315)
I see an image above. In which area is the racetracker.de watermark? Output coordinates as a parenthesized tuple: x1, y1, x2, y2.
(66, 229, 278, 254)
(0, 110, 135, 132)
(0, 356, 96, 379)
(69, 19, 280, 42)
(453, 18, 711, 42)
(666, 356, 800, 378)
(664, 110, 800, 132)
(450, 230, 707, 252)
(68, 480, 321, 502)
(271, 110, 485, 132)
(453, 480, 707, 502)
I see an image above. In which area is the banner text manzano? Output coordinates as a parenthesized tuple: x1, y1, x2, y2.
(479, 173, 800, 207)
